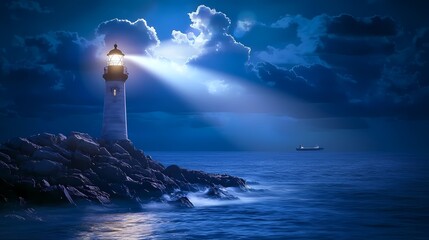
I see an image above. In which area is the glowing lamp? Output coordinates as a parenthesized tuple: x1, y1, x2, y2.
(107, 44, 125, 66)
(103, 44, 128, 81)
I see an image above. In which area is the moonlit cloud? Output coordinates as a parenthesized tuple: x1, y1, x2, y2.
(96, 18, 160, 55)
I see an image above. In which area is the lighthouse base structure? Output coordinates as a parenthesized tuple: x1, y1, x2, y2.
(101, 80, 128, 140)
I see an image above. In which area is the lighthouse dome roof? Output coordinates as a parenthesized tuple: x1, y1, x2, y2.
(107, 44, 125, 56)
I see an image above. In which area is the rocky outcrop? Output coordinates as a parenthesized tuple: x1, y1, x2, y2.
(0, 132, 247, 209)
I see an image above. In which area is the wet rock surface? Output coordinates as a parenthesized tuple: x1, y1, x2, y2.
(0, 132, 246, 209)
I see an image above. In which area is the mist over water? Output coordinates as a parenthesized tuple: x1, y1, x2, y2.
(1, 152, 428, 239)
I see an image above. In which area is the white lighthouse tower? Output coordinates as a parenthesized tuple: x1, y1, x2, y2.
(101, 44, 129, 140)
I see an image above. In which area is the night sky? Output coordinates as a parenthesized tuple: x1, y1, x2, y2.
(1, 0, 428, 152)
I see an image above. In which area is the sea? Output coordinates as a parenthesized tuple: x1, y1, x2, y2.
(1, 152, 428, 239)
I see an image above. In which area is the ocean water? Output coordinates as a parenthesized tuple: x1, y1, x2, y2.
(1, 152, 428, 239)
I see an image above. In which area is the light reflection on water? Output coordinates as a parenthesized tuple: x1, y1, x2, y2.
(75, 212, 159, 240)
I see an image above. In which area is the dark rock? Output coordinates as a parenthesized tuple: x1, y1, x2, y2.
(76, 185, 110, 205)
(99, 147, 111, 156)
(14, 179, 36, 198)
(57, 133, 67, 142)
(0, 160, 11, 175)
(82, 169, 102, 186)
(56, 176, 86, 187)
(0, 132, 247, 207)
(94, 164, 127, 183)
(154, 171, 179, 191)
(65, 186, 88, 200)
(112, 152, 132, 161)
(163, 165, 188, 182)
(163, 164, 246, 189)
(108, 183, 132, 199)
(37, 185, 75, 205)
(94, 155, 120, 165)
(20, 160, 63, 176)
(66, 132, 100, 156)
(0, 151, 11, 163)
(148, 160, 165, 171)
(71, 151, 92, 170)
(6, 137, 40, 155)
(14, 154, 31, 164)
(33, 149, 70, 164)
(59, 185, 76, 205)
(41, 179, 50, 188)
(125, 180, 165, 198)
(107, 143, 128, 155)
(206, 186, 238, 200)
(50, 144, 72, 159)
(116, 140, 146, 160)
(168, 196, 194, 208)
(28, 133, 57, 147)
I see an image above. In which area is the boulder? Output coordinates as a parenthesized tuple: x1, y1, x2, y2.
(21, 160, 63, 176)
(51, 144, 72, 159)
(148, 160, 165, 172)
(38, 185, 75, 205)
(209, 174, 247, 189)
(153, 171, 179, 191)
(116, 140, 146, 160)
(163, 165, 188, 182)
(6, 137, 40, 155)
(56, 176, 87, 187)
(168, 196, 194, 208)
(14, 179, 36, 197)
(108, 183, 132, 199)
(82, 169, 102, 186)
(94, 164, 127, 183)
(205, 186, 238, 200)
(41, 179, 51, 188)
(163, 164, 246, 189)
(94, 155, 121, 165)
(125, 180, 165, 198)
(33, 149, 70, 164)
(57, 133, 67, 143)
(99, 147, 111, 156)
(76, 185, 110, 205)
(112, 153, 132, 161)
(13, 154, 30, 164)
(0, 151, 11, 163)
(66, 132, 100, 155)
(107, 143, 129, 155)
(65, 186, 88, 200)
(59, 185, 76, 205)
(71, 151, 92, 170)
(28, 133, 57, 147)
(0, 160, 11, 175)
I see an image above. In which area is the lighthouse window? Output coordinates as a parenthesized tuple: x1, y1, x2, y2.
(113, 88, 117, 96)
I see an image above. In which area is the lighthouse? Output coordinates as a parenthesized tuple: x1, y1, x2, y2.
(101, 44, 129, 140)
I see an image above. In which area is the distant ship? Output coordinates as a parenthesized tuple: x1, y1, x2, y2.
(296, 145, 324, 151)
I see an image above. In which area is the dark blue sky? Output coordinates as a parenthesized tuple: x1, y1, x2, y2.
(1, 0, 428, 152)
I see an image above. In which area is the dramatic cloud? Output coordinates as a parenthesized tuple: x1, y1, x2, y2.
(255, 62, 347, 103)
(169, 5, 251, 75)
(8, 0, 50, 13)
(327, 14, 397, 36)
(0, 31, 102, 117)
(254, 14, 328, 66)
(96, 18, 160, 55)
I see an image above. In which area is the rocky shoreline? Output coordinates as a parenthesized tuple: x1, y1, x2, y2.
(0, 132, 247, 209)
